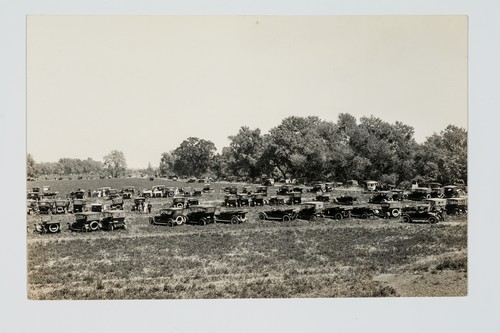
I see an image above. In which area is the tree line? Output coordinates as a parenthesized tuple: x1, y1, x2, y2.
(28, 150, 129, 179)
(158, 114, 467, 186)
(28, 113, 467, 187)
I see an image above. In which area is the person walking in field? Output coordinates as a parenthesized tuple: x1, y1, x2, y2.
(147, 203, 152, 214)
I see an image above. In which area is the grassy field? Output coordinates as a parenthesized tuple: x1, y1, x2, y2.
(26, 178, 467, 299)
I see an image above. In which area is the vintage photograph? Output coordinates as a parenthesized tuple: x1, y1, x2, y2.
(26, 16, 467, 299)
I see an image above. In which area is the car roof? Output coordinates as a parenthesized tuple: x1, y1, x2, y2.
(75, 212, 101, 216)
(189, 205, 216, 209)
(103, 210, 125, 214)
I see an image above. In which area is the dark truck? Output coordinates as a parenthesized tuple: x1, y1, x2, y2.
(68, 212, 102, 232)
(100, 210, 127, 231)
(184, 206, 217, 226)
(296, 201, 325, 221)
(258, 208, 299, 222)
(149, 208, 186, 226)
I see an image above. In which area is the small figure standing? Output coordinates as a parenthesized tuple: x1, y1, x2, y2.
(147, 203, 152, 214)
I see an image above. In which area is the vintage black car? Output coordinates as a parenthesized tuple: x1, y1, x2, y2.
(224, 194, 239, 207)
(262, 178, 274, 186)
(110, 197, 124, 210)
(241, 186, 253, 194)
(443, 185, 462, 198)
(178, 187, 192, 197)
(268, 196, 286, 205)
(315, 194, 331, 202)
(445, 197, 468, 215)
(379, 201, 403, 218)
(53, 199, 70, 214)
(122, 186, 136, 195)
(324, 183, 334, 192)
(255, 186, 268, 196)
(69, 212, 102, 231)
(237, 194, 250, 207)
(368, 192, 393, 204)
(149, 208, 186, 226)
(184, 206, 216, 225)
(296, 201, 325, 221)
(423, 198, 447, 212)
(407, 188, 432, 201)
(33, 216, 61, 234)
(286, 192, 302, 205)
(72, 199, 86, 213)
(215, 209, 247, 224)
(152, 185, 165, 198)
(27, 199, 38, 215)
(27, 191, 40, 201)
(258, 208, 298, 221)
(122, 192, 132, 199)
(323, 206, 351, 220)
(172, 196, 198, 208)
(250, 193, 266, 206)
(38, 200, 54, 214)
(90, 203, 105, 212)
(401, 205, 443, 224)
(391, 189, 406, 201)
(40, 186, 58, 198)
(133, 197, 146, 211)
(334, 196, 357, 205)
(164, 187, 176, 197)
(192, 188, 203, 196)
(350, 206, 379, 219)
(309, 183, 324, 193)
(70, 189, 86, 200)
(100, 210, 127, 231)
(223, 186, 238, 195)
(277, 185, 295, 195)
(201, 184, 214, 193)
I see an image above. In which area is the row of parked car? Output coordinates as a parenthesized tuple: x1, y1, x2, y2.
(33, 210, 127, 234)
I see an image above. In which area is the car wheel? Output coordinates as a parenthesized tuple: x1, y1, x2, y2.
(402, 215, 411, 223)
(117, 205, 123, 210)
(167, 218, 175, 227)
(89, 221, 99, 231)
(109, 224, 114, 231)
(391, 209, 400, 218)
(56, 206, 64, 214)
(309, 215, 317, 222)
(149, 217, 154, 225)
(176, 203, 184, 208)
(231, 216, 239, 224)
(282, 215, 291, 222)
(199, 218, 207, 226)
(48, 223, 60, 233)
(176, 216, 184, 225)
(334, 213, 343, 220)
(258, 212, 266, 220)
(361, 213, 368, 219)
(426, 194, 431, 199)
(428, 216, 438, 224)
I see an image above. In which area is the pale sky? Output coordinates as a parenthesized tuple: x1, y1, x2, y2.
(27, 16, 467, 168)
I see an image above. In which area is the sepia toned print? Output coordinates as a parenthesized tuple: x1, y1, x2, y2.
(26, 16, 467, 299)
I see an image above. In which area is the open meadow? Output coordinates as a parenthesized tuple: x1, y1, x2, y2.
(27, 178, 467, 299)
